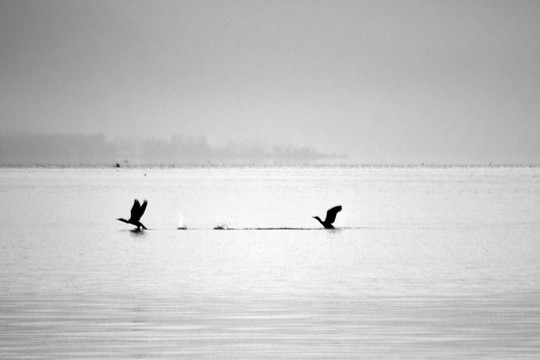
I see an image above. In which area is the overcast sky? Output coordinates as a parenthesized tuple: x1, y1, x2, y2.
(1, 0, 540, 163)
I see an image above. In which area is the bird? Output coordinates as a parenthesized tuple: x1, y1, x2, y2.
(313, 205, 342, 229)
(117, 199, 148, 230)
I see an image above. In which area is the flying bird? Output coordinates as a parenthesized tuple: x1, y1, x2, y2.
(117, 199, 148, 230)
(313, 205, 342, 229)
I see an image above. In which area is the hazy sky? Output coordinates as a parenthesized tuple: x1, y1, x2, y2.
(1, 0, 540, 163)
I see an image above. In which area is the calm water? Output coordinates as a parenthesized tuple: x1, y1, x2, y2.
(1, 166, 539, 359)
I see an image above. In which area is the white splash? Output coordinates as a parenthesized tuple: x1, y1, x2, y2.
(177, 212, 187, 230)
(213, 221, 231, 230)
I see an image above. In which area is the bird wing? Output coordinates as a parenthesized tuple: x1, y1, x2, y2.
(130, 199, 141, 221)
(139, 200, 148, 218)
(324, 205, 342, 224)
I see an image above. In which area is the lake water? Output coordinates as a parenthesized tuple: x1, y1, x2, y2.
(0, 166, 539, 359)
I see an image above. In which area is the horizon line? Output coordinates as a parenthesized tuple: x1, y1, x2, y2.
(1, 163, 539, 169)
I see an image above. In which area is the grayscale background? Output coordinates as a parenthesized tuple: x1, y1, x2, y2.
(1, 0, 540, 165)
(1, 1, 539, 359)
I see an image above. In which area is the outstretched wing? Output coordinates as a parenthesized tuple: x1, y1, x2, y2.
(324, 205, 342, 224)
(130, 199, 141, 221)
(139, 200, 148, 219)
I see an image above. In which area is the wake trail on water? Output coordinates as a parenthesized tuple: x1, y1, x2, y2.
(122, 227, 367, 231)
(216, 227, 321, 231)
(178, 226, 367, 231)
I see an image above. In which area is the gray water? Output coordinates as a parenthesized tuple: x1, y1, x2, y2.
(1, 166, 539, 359)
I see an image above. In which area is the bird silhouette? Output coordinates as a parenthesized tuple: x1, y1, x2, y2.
(313, 205, 342, 229)
(117, 199, 148, 230)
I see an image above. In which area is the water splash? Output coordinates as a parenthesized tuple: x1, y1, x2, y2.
(213, 221, 231, 230)
(177, 212, 187, 230)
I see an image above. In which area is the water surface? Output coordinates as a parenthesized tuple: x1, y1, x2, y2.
(1, 166, 539, 359)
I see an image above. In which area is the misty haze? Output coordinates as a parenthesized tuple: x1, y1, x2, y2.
(1, 1, 540, 359)
(1, 1, 540, 164)
(0, 133, 342, 166)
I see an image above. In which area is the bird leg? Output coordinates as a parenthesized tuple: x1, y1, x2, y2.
(137, 222, 147, 230)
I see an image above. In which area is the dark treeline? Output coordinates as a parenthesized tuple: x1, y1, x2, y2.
(0, 133, 344, 166)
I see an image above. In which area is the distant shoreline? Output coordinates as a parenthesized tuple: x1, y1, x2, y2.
(1, 163, 538, 169)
